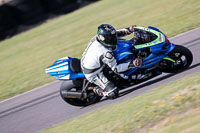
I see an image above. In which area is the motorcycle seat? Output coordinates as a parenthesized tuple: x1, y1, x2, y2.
(70, 58, 82, 73)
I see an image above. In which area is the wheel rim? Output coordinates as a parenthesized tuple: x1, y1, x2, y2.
(170, 52, 188, 68)
(159, 52, 189, 71)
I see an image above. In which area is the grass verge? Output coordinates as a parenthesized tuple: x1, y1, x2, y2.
(39, 72, 200, 133)
(0, 0, 200, 101)
(148, 107, 200, 133)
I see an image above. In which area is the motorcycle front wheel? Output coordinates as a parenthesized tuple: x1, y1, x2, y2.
(158, 45, 193, 73)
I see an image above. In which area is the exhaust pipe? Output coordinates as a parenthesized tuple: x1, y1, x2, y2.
(61, 90, 84, 99)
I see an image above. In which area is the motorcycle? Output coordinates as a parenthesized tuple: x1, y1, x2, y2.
(45, 26, 193, 107)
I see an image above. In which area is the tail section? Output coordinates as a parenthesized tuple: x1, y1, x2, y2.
(46, 57, 85, 80)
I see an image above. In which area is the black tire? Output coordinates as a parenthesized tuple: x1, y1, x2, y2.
(60, 80, 102, 107)
(159, 45, 193, 73)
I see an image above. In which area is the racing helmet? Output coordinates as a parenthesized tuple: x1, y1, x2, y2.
(97, 24, 117, 49)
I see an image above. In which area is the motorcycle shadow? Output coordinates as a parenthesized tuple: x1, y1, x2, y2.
(118, 63, 200, 98)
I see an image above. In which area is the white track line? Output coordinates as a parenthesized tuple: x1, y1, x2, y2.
(0, 80, 59, 104)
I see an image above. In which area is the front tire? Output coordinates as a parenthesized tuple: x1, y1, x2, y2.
(159, 45, 193, 73)
(60, 80, 102, 107)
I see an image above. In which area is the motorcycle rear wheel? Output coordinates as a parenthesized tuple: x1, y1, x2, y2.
(60, 80, 102, 107)
(159, 45, 193, 73)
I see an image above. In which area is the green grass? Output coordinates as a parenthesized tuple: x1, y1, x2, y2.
(149, 108, 200, 133)
(39, 73, 200, 133)
(0, 0, 200, 101)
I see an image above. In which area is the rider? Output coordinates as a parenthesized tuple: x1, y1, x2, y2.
(81, 24, 144, 99)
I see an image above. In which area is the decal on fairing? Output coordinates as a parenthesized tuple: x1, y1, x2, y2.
(163, 57, 176, 63)
(120, 52, 133, 56)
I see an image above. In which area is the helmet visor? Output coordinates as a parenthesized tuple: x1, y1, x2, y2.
(105, 34, 117, 47)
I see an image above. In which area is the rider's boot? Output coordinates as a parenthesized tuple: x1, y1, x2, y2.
(103, 82, 119, 99)
(93, 82, 118, 99)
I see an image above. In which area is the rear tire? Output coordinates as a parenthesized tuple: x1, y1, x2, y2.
(60, 80, 102, 107)
(159, 45, 193, 73)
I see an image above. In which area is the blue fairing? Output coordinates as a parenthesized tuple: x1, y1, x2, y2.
(148, 26, 162, 33)
(45, 57, 85, 80)
(114, 40, 175, 76)
(46, 26, 175, 80)
(113, 39, 135, 63)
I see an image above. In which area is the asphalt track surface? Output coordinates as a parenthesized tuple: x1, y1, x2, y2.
(0, 28, 200, 133)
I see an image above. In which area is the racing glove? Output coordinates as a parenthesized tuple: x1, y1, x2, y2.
(125, 25, 136, 34)
(117, 25, 136, 37)
(129, 58, 143, 68)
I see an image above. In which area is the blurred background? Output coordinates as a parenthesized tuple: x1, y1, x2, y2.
(0, 1, 199, 132)
(0, 0, 98, 41)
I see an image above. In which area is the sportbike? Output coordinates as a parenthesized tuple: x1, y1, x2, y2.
(46, 26, 193, 107)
